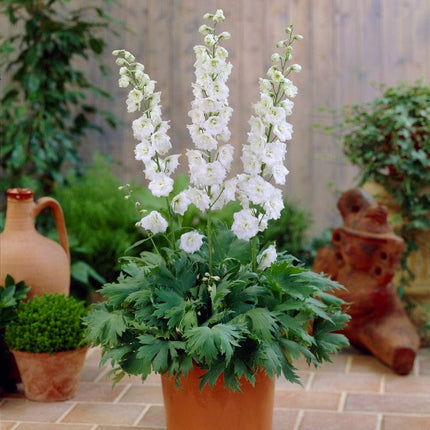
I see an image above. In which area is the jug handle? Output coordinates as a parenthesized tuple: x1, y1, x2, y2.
(34, 197, 70, 261)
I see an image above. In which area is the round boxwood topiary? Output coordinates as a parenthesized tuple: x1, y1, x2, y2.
(5, 293, 87, 354)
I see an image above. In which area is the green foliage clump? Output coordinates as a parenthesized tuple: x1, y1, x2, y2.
(0, 275, 30, 391)
(337, 80, 430, 279)
(85, 223, 349, 391)
(0, 275, 30, 330)
(52, 155, 145, 299)
(0, 0, 119, 194)
(5, 293, 87, 354)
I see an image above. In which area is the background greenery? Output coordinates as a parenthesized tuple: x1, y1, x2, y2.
(0, 0, 118, 196)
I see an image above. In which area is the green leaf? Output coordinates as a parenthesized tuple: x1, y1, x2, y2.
(71, 260, 106, 285)
(185, 326, 217, 364)
(153, 288, 186, 329)
(242, 308, 278, 343)
(85, 305, 127, 345)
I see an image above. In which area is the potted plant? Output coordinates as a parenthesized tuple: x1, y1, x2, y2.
(85, 10, 350, 430)
(4, 293, 88, 401)
(0, 275, 30, 393)
(335, 80, 430, 343)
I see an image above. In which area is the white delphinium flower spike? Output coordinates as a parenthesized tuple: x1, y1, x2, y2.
(113, 49, 180, 204)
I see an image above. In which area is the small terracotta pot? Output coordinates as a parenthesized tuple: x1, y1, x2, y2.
(161, 366, 275, 430)
(11, 346, 88, 401)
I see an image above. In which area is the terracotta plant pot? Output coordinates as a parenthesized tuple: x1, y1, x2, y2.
(161, 367, 275, 430)
(11, 347, 88, 401)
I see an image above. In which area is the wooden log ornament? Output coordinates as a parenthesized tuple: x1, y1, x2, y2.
(313, 188, 420, 375)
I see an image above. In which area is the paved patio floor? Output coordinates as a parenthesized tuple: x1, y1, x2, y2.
(1, 346, 429, 430)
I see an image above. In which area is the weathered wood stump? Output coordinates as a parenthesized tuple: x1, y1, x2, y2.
(314, 188, 420, 375)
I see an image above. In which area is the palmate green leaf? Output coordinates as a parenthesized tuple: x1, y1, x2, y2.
(100, 344, 135, 367)
(211, 324, 243, 362)
(242, 308, 278, 343)
(184, 323, 243, 365)
(153, 288, 186, 329)
(85, 304, 127, 345)
(305, 297, 331, 321)
(100, 281, 142, 307)
(184, 326, 217, 364)
(137, 334, 185, 374)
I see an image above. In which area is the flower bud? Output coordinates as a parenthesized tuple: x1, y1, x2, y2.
(124, 51, 135, 62)
(112, 49, 121, 56)
(218, 31, 231, 40)
(213, 9, 226, 23)
(290, 63, 302, 72)
(294, 34, 304, 40)
(271, 53, 281, 62)
(203, 13, 213, 20)
(118, 76, 130, 88)
(116, 57, 126, 66)
(199, 24, 212, 35)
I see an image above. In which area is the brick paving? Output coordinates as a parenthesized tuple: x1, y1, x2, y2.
(1, 347, 429, 429)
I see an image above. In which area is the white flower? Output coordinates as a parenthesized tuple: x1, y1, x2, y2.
(186, 149, 205, 169)
(248, 116, 266, 135)
(213, 9, 226, 23)
(231, 209, 260, 241)
(192, 160, 226, 187)
(132, 116, 155, 140)
(242, 176, 273, 206)
(143, 80, 156, 97)
(188, 125, 218, 150)
(151, 130, 172, 155)
(188, 108, 205, 125)
(266, 106, 286, 125)
(284, 81, 298, 98)
(148, 173, 174, 197)
(162, 154, 181, 175)
(187, 187, 210, 212)
(204, 115, 227, 136)
(118, 76, 130, 88)
(135, 140, 154, 162)
(217, 144, 234, 169)
(267, 163, 289, 185)
(126, 88, 144, 112)
(273, 122, 293, 141)
(261, 141, 286, 166)
(280, 98, 294, 115)
(241, 148, 261, 175)
(138, 211, 168, 234)
(257, 245, 277, 270)
(179, 231, 205, 253)
(172, 191, 191, 215)
(263, 188, 284, 220)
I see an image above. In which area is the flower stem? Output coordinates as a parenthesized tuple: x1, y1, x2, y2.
(207, 208, 213, 275)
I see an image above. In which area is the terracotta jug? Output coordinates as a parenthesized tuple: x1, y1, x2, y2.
(0, 188, 70, 299)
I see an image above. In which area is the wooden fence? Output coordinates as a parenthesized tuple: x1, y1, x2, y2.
(2, 0, 429, 233)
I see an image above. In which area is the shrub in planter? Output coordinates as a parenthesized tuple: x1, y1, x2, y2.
(84, 11, 350, 430)
(4, 293, 88, 401)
